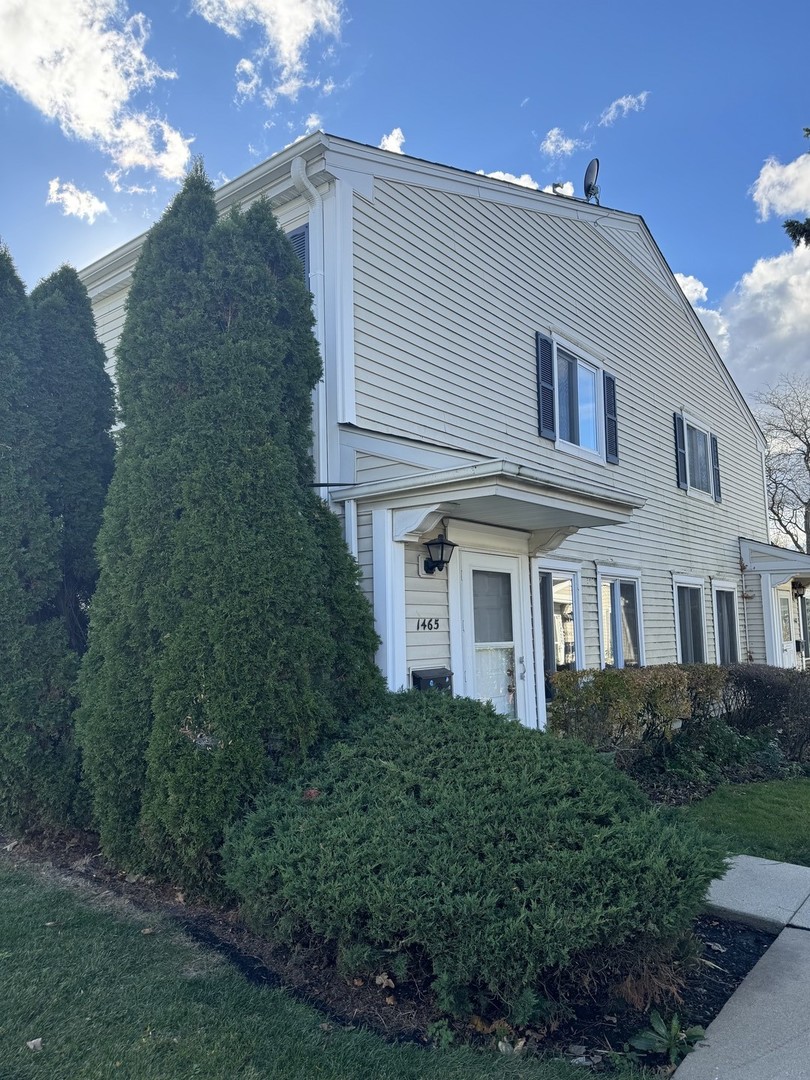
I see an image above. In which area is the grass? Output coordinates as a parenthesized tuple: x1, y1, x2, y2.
(0, 858, 646, 1080)
(683, 779, 810, 866)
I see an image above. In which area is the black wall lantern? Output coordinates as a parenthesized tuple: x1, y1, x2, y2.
(423, 532, 456, 575)
(793, 581, 807, 599)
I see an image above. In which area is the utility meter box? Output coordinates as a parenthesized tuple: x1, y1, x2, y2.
(411, 667, 453, 693)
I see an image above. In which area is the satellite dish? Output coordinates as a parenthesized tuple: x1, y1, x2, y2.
(583, 158, 600, 204)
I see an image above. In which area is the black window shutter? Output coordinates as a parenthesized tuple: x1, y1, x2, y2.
(536, 333, 556, 439)
(286, 224, 309, 282)
(674, 413, 688, 489)
(710, 434, 722, 502)
(604, 372, 619, 464)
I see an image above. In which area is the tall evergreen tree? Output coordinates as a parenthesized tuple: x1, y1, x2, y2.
(79, 164, 381, 882)
(30, 266, 115, 653)
(139, 198, 383, 887)
(0, 247, 77, 829)
(77, 164, 219, 867)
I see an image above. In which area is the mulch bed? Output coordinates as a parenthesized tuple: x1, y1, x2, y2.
(1, 829, 775, 1071)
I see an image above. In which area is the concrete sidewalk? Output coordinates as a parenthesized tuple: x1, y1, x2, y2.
(675, 855, 810, 1080)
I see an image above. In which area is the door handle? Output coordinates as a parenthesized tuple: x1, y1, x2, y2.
(519, 656, 526, 680)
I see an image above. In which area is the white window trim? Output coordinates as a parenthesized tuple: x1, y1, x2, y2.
(534, 558, 586, 674)
(712, 580, 740, 666)
(672, 574, 707, 664)
(551, 334, 608, 463)
(596, 566, 646, 669)
(679, 410, 716, 501)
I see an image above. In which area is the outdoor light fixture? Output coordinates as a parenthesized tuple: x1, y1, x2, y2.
(793, 581, 807, 599)
(423, 532, 456, 575)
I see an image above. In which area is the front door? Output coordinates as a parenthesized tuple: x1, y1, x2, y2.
(460, 552, 535, 725)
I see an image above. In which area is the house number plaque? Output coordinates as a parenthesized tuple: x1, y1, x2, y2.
(415, 618, 441, 631)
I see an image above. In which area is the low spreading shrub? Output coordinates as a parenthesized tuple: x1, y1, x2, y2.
(223, 692, 723, 1022)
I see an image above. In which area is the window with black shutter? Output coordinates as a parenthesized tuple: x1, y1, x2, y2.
(674, 411, 721, 499)
(536, 333, 618, 464)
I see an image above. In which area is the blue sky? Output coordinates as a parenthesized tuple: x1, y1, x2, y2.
(1, 0, 808, 399)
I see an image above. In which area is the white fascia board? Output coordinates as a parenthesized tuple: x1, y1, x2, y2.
(332, 458, 645, 515)
(319, 133, 637, 228)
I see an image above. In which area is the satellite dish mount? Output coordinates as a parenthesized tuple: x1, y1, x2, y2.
(583, 158, 600, 205)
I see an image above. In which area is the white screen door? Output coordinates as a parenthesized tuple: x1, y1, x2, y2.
(459, 552, 535, 725)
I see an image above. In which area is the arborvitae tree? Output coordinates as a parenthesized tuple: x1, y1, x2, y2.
(77, 164, 219, 867)
(79, 165, 382, 882)
(30, 266, 115, 653)
(139, 198, 383, 887)
(0, 247, 78, 830)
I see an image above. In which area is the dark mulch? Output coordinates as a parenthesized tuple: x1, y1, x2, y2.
(1, 829, 775, 1069)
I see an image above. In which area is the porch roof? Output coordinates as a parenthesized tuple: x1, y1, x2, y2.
(740, 538, 810, 582)
(333, 459, 645, 547)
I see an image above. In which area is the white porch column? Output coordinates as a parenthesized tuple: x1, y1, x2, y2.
(371, 507, 407, 690)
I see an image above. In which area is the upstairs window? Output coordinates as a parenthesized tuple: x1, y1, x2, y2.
(674, 412, 721, 500)
(536, 333, 618, 463)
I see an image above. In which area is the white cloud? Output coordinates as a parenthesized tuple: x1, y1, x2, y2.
(0, 0, 192, 180)
(322, 77, 335, 95)
(520, 96, 529, 108)
(105, 169, 155, 195)
(751, 151, 810, 221)
(235, 57, 261, 99)
(542, 180, 574, 197)
(304, 112, 321, 133)
(47, 179, 109, 223)
(540, 127, 584, 158)
(678, 246, 810, 400)
(192, 0, 341, 100)
(379, 127, 405, 154)
(477, 169, 539, 190)
(675, 272, 709, 305)
(598, 91, 650, 127)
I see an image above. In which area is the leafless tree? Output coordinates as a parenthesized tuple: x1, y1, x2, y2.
(758, 374, 810, 551)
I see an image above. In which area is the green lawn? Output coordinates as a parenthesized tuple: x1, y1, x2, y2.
(683, 779, 810, 866)
(0, 858, 644, 1080)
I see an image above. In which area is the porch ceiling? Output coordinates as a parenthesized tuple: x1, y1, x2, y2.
(334, 459, 645, 534)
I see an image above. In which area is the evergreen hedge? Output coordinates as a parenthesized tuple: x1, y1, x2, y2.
(30, 266, 115, 654)
(0, 248, 78, 830)
(224, 693, 723, 1022)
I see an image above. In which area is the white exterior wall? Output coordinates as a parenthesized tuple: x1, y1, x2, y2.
(350, 178, 769, 665)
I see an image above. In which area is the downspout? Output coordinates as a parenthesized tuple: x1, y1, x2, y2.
(739, 550, 752, 663)
(290, 155, 328, 493)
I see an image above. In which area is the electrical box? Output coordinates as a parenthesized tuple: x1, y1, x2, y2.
(411, 667, 453, 693)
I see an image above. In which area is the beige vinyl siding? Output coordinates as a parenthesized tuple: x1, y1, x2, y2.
(355, 452, 430, 485)
(404, 543, 451, 678)
(356, 508, 374, 610)
(594, 221, 679, 299)
(93, 289, 128, 377)
(352, 178, 767, 666)
(740, 571, 765, 663)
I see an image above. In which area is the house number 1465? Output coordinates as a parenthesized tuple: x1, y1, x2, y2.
(416, 618, 441, 631)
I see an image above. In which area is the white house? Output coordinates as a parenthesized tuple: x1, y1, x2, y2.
(79, 133, 810, 727)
